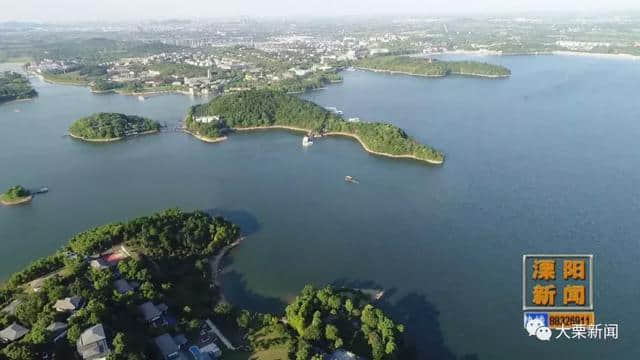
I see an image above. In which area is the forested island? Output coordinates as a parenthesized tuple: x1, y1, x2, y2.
(68, 112, 161, 142)
(185, 90, 444, 164)
(0, 72, 37, 105)
(0, 186, 32, 206)
(356, 55, 511, 78)
(0, 209, 407, 360)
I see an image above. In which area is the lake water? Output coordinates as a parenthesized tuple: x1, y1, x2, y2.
(1, 55, 639, 359)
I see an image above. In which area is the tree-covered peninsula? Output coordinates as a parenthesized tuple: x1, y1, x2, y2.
(0, 72, 37, 104)
(185, 90, 444, 164)
(0, 185, 32, 206)
(68, 112, 161, 141)
(356, 55, 511, 78)
(0, 209, 407, 360)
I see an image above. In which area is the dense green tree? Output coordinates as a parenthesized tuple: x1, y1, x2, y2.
(357, 55, 511, 77)
(186, 89, 444, 163)
(214, 302, 232, 316)
(68, 113, 161, 140)
(0, 72, 37, 104)
(237, 309, 251, 329)
(1, 342, 35, 360)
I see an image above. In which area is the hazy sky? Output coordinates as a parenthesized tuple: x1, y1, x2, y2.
(2, 0, 640, 22)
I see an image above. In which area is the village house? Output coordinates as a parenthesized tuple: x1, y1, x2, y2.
(0, 323, 29, 344)
(138, 301, 162, 324)
(76, 323, 111, 360)
(153, 333, 180, 359)
(53, 295, 85, 312)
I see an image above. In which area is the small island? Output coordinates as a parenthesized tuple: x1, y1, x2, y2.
(0, 71, 38, 105)
(185, 89, 444, 164)
(356, 55, 511, 78)
(68, 112, 162, 142)
(0, 185, 32, 206)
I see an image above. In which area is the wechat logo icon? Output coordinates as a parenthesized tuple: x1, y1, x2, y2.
(524, 313, 552, 341)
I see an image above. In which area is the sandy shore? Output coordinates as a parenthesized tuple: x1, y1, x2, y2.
(0, 195, 33, 206)
(68, 129, 159, 142)
(205, 125, 444, 164)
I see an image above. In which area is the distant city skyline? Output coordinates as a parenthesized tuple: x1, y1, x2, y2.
(3, 0, 640, 22)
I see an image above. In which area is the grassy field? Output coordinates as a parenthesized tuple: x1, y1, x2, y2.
(244, 324, 293, 360)
(249, 346, 290, 360)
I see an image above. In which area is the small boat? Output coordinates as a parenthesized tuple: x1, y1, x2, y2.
(137, 95, 145, 101)
(39, 187, 49, 193)
(345, 176, 359, 183)
(302, 136, 313, 146)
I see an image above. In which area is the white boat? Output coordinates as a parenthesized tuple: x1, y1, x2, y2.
(302, 136, 313, 146)
(137, 95, 145, 101)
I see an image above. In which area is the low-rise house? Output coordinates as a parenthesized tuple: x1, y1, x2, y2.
(138, 301, 162, 323)
(0, 323, 29, 343)
(46, 322, 68, 342)
(157, 303, 169, 313)
(29, 277, 47, 292)
(76, 324, 111, 360)
(89, 258, 110, 270)
(1, 299, 22, 315)
(172, 333, 188, 350)
(114, 279, 134, 294)
(54, 296, 84, 312)
(153, 333, 180, 359)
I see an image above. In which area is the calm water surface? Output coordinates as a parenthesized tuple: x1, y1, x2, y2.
(1, 56, 639, 359)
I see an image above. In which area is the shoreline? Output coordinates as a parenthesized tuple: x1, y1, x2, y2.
(188, 124, 443, 164)
(68, 129, 159, 142)
(0, 97, 36, 106)
(36, 74, 199, 97)
(211, 237, 245, 302)
(422, 49, 640, 60)
(356, 66, 508, 79)
(356, 67, 445, 78)
(183, 129, 228, 143)
(552, 50, 640, 60)
(324, 131, 444, 165)
(0, 195, 33, 206)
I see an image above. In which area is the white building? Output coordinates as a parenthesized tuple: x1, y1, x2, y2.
(194, 116, 220, 124)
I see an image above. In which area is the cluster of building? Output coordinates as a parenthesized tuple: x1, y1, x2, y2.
(1, 247, 226, 360)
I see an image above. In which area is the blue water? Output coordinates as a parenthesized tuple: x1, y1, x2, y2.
(1, 55, 639, 359)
